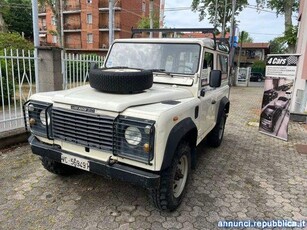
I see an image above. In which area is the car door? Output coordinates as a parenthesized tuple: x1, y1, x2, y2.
(198, 50, 217, 140)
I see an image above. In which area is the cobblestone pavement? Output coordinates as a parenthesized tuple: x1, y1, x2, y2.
(0, 87, 306, 230)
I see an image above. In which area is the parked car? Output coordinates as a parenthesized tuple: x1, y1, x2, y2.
(274, 96, 289, 109)
(250, 72, 264, 82)
(260, 105, 282, 132)
(262, 89, 278, 106)
(23, 28, 231, 211)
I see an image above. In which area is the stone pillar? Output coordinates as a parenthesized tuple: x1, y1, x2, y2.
(37, 47, 63, 92)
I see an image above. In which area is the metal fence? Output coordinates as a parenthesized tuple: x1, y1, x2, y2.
(0, 49, 36, 132)
(62, 53, 105, 89)
(0, 49, 105, 132)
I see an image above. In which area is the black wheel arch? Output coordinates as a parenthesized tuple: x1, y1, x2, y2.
(161, 118, 197, 171)
(217, 96, 230, 121)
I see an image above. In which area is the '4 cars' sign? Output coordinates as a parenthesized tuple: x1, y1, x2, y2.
(266, 54, 299, 79)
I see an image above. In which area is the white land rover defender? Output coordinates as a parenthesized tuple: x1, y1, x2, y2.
(24, 28, 230, 211)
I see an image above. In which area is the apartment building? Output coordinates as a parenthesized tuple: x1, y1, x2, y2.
(38, 0, 160, 52)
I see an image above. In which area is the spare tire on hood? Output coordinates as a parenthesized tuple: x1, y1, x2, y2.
(89, 64, 153, 94)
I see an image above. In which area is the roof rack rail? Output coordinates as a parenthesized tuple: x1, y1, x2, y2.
(131, 28, 217, 49)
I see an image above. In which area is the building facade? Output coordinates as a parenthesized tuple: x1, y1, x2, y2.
(234, 43, 270, 68)
(291, 0, 307, 115)
(38, 0, 160, 53)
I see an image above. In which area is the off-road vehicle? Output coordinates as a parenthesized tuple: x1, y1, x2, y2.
(24, 28, 230, 211)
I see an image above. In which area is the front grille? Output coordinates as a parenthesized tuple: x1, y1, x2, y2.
(52, 108, 115, 151)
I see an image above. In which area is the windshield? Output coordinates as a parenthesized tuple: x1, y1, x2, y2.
(105, 42, 201, 75)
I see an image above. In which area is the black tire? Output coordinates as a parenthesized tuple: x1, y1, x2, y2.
(150, 142, 191, 211)
(41, 157, 77, 176)
(207, 111, 227, 147)
(89, 67, 153, 94)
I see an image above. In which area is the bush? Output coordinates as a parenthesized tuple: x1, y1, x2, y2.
(252, 60, 266, 75)
(0, 33, 34, 105)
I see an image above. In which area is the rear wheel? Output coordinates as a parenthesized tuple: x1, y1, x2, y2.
(150, 142, 191, 211)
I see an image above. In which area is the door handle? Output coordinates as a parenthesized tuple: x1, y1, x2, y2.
(211, 100, 216, 104)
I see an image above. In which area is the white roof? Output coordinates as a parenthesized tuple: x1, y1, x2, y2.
(114, 38, 215, 49)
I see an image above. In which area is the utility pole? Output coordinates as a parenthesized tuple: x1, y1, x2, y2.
(237, 31, 244, 69)
(222, 0, 227, 38)
(159, 0, 165, 38)
(229, 0, 236, 85)
(31, 0, 39, 92)
(109, 0, 114, 47)
(149, 0, 154, 38)
(214, 0, 218, 28)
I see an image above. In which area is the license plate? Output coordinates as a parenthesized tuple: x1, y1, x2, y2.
(61, 153, 90, 171)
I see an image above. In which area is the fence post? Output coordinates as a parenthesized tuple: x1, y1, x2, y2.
(37, 47, 63, 92)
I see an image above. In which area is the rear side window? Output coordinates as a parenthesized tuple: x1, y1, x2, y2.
(201, 52, 214, 86)
(218, 54, 228, 80)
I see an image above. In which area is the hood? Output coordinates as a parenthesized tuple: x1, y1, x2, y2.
(45, 85, 193, 112)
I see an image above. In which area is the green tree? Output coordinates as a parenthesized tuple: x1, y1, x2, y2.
(256, 0, 299, 53)
(1, 0, 33, 39)
(252, 60, 266, 75)
(191, 0, 248, 37)
(269, 37, 287, 54)
(137, 15, 160, 29)
(0, 33, 33, 105)
(239, 31, 253, 43)
(0, 32, 33, 50)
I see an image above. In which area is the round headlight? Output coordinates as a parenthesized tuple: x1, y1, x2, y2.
(28, 104, 34, 112)
(39, 110, 50, 126)
(124, 126, 142, 145)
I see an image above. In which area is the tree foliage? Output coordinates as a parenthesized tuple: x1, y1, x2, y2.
(191, 0, 248, 35)
(251, 60, 266, 75)
(256, 0, 299, 53)
(269, 37, 287, 54)
(0, 32, 33, 50)
(239, 31, 253, 43)
(1, 0, 33, 38)
(0, 33, 33, 105)
(137, 13, 160, 29)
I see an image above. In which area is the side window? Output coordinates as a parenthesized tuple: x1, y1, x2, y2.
(201, 52, 214, 86)
(218, 54, 228, 80)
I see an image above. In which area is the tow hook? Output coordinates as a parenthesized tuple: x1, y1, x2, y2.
(107, 156, 118, 166)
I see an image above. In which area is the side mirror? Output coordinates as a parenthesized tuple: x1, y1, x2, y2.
(209, 70, 222, 88)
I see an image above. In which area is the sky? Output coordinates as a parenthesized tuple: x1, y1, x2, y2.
(163, 0, 297, 42)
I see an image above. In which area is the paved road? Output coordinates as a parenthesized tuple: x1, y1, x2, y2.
(0, 86, 306, 230)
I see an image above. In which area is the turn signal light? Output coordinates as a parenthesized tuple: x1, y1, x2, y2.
(143, 143, 150, 153)
(29, 118, 36, 126)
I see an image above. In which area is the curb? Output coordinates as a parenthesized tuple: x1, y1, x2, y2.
(0, 128, 30, 149)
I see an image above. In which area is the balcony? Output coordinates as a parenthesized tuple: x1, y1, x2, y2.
(99, 0, 121, 11)
(38, 7, 46, 16)
(64, 43, 82, 49)
(234, 55, 262, 64)
(63, 23, 81, 32)
(99, 23, 121, 32)
(39, 26, 47, 32)
(63, 4, 81, 14)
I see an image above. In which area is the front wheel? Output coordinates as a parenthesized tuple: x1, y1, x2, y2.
(150, 142, 191, 211)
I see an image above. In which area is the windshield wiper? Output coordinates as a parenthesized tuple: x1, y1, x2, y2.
(148, 69, 171, 75)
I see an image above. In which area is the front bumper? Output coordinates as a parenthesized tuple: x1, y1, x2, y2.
(29, 135, 160, 189)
